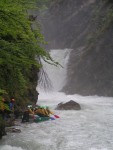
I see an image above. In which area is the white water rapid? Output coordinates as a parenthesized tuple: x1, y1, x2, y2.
(0, 49, 113, 150)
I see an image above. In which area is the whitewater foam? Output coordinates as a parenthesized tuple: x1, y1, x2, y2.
(0, 145, 25, 150)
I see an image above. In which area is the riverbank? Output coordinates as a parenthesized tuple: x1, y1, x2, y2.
(0, 114, 22, 139)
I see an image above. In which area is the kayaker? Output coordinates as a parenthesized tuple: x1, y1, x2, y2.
(21, 105, 34, 123)
(21, 108, 30, 123)
(46, 106, 54, 116)
(9, 98, 15, 112)
(34, 106, 54, 117)
(1, 98, 10, 120)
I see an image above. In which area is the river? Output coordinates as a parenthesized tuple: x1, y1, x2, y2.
(0, 49, 113, 150)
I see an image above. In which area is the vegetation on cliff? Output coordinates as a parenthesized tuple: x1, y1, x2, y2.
(0, 0, 53, 105)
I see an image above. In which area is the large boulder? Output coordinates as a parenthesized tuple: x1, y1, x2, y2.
(56, 100, 81, 110)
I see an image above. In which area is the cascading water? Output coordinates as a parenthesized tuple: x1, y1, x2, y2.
(38, 49, 71, 92)
(0, 49, 113, 150)
(36, 49, 71, 106)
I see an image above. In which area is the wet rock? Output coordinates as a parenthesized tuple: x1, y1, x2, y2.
(0, 116, 7, 139)
(56, 100, 81, 110)
(6, 127, 21, 133)
(14, 119, 22, 126)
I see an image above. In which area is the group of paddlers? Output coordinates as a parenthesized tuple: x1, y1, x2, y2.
(0, 97, 15, 120)
(0, 97, 16, 138)
(0, 97, 59, 138)
(0, 96, 56, 123)
(22, 105, 55, 123)
(0, 98, 57, 123)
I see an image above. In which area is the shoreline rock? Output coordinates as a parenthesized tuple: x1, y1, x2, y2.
(5, 127, 21, 133)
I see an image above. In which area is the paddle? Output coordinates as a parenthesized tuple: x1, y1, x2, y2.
(54, 115, 60, 118)
(50, 117, 55, 120)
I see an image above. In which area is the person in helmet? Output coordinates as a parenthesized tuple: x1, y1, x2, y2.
(34, 106, 54, 117)
(9, 98, 15, 112)
(21, 108, 30, 123)
(21, 105, 34, 123)
(1, 98, 10, 120)
(46, 106, 54, 116)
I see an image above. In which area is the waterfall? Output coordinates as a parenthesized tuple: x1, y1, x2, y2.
(37, 49, 71, 93)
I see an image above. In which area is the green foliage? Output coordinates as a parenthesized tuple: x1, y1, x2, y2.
(0, 96, 10, 111)
(0, 89, 7, 95)
(0, 0, 54, 102)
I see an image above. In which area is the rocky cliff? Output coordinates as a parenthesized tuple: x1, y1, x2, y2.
(38, 0, 113, 96)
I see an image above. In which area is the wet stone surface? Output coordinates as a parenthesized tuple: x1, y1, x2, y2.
(56, 100, 81, 110)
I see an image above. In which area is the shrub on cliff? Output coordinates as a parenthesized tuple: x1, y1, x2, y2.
(0, 0, 54, 103)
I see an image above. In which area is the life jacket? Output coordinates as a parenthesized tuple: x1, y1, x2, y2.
(0, 100, 5, 111)
(41, 108, 49, 116)
(1, 103, 5, 111)
(46, 109, 54, 115)
(35, 108, 54, 117)
(28, 108, 34, 115)
(35, 108, 49, 117)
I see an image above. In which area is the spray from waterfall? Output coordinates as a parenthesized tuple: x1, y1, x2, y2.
(37, 49, 71, 93)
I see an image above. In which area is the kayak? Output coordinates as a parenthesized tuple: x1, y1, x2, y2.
(34, 116, 50, 123)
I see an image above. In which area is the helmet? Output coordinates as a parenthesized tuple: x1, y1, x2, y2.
(39, 106, 45, 109)
(27, 105, 32, 108)
(11, 98, 15, 102)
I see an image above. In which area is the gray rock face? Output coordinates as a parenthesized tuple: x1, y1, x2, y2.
(56, 100, 81, 110)
(37, 0, 113, 97)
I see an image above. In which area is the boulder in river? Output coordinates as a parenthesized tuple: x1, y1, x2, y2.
(56, 100, 81, 110)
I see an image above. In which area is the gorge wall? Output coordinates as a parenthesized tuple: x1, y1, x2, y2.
(37, 0, 113, 96)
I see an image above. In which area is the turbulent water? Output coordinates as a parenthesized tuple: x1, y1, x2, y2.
(0, 50, 113, 150)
